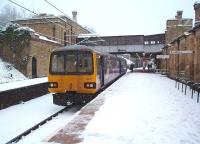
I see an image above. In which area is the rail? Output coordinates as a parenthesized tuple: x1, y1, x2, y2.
(5, 106, 72, 144)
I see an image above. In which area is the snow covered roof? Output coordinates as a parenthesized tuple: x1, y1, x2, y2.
(37, 34, 59, 44)
(13, 15, 91, 33)
(15, 26, 35, 33)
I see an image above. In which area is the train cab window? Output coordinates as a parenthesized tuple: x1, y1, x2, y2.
(77, 53, 92, 73)
(50, 51, 93, 74)
(51, 55, 64, 73)
(65, 54, 77, 72)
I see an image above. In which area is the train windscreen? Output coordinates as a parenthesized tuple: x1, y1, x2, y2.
(50, 51, 93, 74)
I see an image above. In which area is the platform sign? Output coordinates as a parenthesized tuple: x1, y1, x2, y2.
(156, 55, 169, 59)
(170, 50, 193, 54)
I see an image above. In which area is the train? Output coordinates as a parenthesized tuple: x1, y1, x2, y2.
(48, 45, 127, 105)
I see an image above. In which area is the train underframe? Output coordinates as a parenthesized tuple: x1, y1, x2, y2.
(53, 92, 97, 106)
(52, 73, 125, 106)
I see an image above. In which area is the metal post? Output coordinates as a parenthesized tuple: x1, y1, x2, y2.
(64, 32, 67, 46)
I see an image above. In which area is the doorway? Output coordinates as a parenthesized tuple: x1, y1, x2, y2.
(32, 57, 37, 78)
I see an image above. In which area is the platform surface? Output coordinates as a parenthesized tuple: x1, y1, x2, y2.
(48, 73, 200, 144)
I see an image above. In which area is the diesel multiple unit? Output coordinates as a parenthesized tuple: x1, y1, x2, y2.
(48, 45, 127, 105)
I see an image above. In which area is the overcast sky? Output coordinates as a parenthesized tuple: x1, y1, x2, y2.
(0, 0, 196, 36)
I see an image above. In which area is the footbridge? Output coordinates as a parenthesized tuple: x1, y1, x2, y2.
(77, 34, 165, 54)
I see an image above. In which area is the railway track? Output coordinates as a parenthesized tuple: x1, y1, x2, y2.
(5, 74, 124, 144)
(5, 105, 73, 144)
(0, 82, 49, 110)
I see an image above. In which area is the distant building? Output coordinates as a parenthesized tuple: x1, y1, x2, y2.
(77, 34, 165, 54)
(1, 13, 91, 78)
(165, 11, 193, 44)
(77, 34, 165, 67)
(160, 3, 200, 82)
(13, 13, 91, 45)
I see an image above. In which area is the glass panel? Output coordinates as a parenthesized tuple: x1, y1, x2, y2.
(77, 53, 92, 73)
(51, 55, 64, 73)
(50, 51, 93, 74)
(65, 54, 77, 72)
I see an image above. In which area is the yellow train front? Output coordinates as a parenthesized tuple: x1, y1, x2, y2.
(48, 45, 127, 105)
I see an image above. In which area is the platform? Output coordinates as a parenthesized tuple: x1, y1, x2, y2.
(47, 73, 200, 144)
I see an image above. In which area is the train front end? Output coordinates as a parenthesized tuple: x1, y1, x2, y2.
(48, 47, 99, 105)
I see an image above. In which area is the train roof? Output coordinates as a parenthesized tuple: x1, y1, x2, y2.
(52, 45, 107, 55)
(52, 45, 93, 52)
(51, 45, 125, 60)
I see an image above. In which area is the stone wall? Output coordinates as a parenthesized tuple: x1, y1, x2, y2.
(14, 16, 90, 45)
(161, 3, 200, 82)
(165, 11, 193, 44)
(194, 28, 200, 81)
(26, 38, 62, 78)
(163, 25, 200, 82)
(0, 35, 62, 78)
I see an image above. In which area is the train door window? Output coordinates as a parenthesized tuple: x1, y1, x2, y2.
(104, 57, 108, 74)
(65, 54, 77, 72)
(96, 55, 101, 75)
(77, 52, 92, 73)
(96, 54, 103, 85)
(116, 60, 120, 73)
(51, 54, 64, 73)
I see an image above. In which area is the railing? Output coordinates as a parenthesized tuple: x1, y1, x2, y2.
(155, 69, 168, 74)
(175, 72, 200, 103)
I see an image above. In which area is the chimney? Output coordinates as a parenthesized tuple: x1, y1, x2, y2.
(175, 10, 183, 19)
(194, 2, 200, 26)
(72, 11, 77, 23)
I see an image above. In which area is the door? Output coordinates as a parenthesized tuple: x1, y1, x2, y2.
(32, 57, 37, 78)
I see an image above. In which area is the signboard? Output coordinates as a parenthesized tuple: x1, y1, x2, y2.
(156, 55, 170, 59)
(170, 50, 193, 54)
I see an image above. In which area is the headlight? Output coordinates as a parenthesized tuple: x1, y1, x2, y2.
(84, 82, 96, 89)
(49, 82, 58, 88)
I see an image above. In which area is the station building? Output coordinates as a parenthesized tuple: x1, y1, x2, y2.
(77, 34, 165, 67)
(1, 4, 199, 80)
(160, 3, 200, 82)
(13, 13, 91, 45)
(0, 12, 91, 78)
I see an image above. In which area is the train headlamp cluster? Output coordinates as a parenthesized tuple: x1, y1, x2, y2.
(49, 82, 58, 88)
(84, 82, 96, 89)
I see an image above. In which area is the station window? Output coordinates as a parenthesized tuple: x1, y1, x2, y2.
(144, 41, 149, 45)
(151, 41, 156, 44)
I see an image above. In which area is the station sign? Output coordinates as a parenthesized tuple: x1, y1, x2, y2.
(156, 55, 169, 59)
(170, 50, 193, 54)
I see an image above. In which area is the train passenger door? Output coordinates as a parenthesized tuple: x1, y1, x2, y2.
(96, 54, 104, 86)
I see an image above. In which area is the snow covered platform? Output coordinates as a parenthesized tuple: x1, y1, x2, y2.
(0, 77, 47, 92)
(47, 73, 200, 144)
